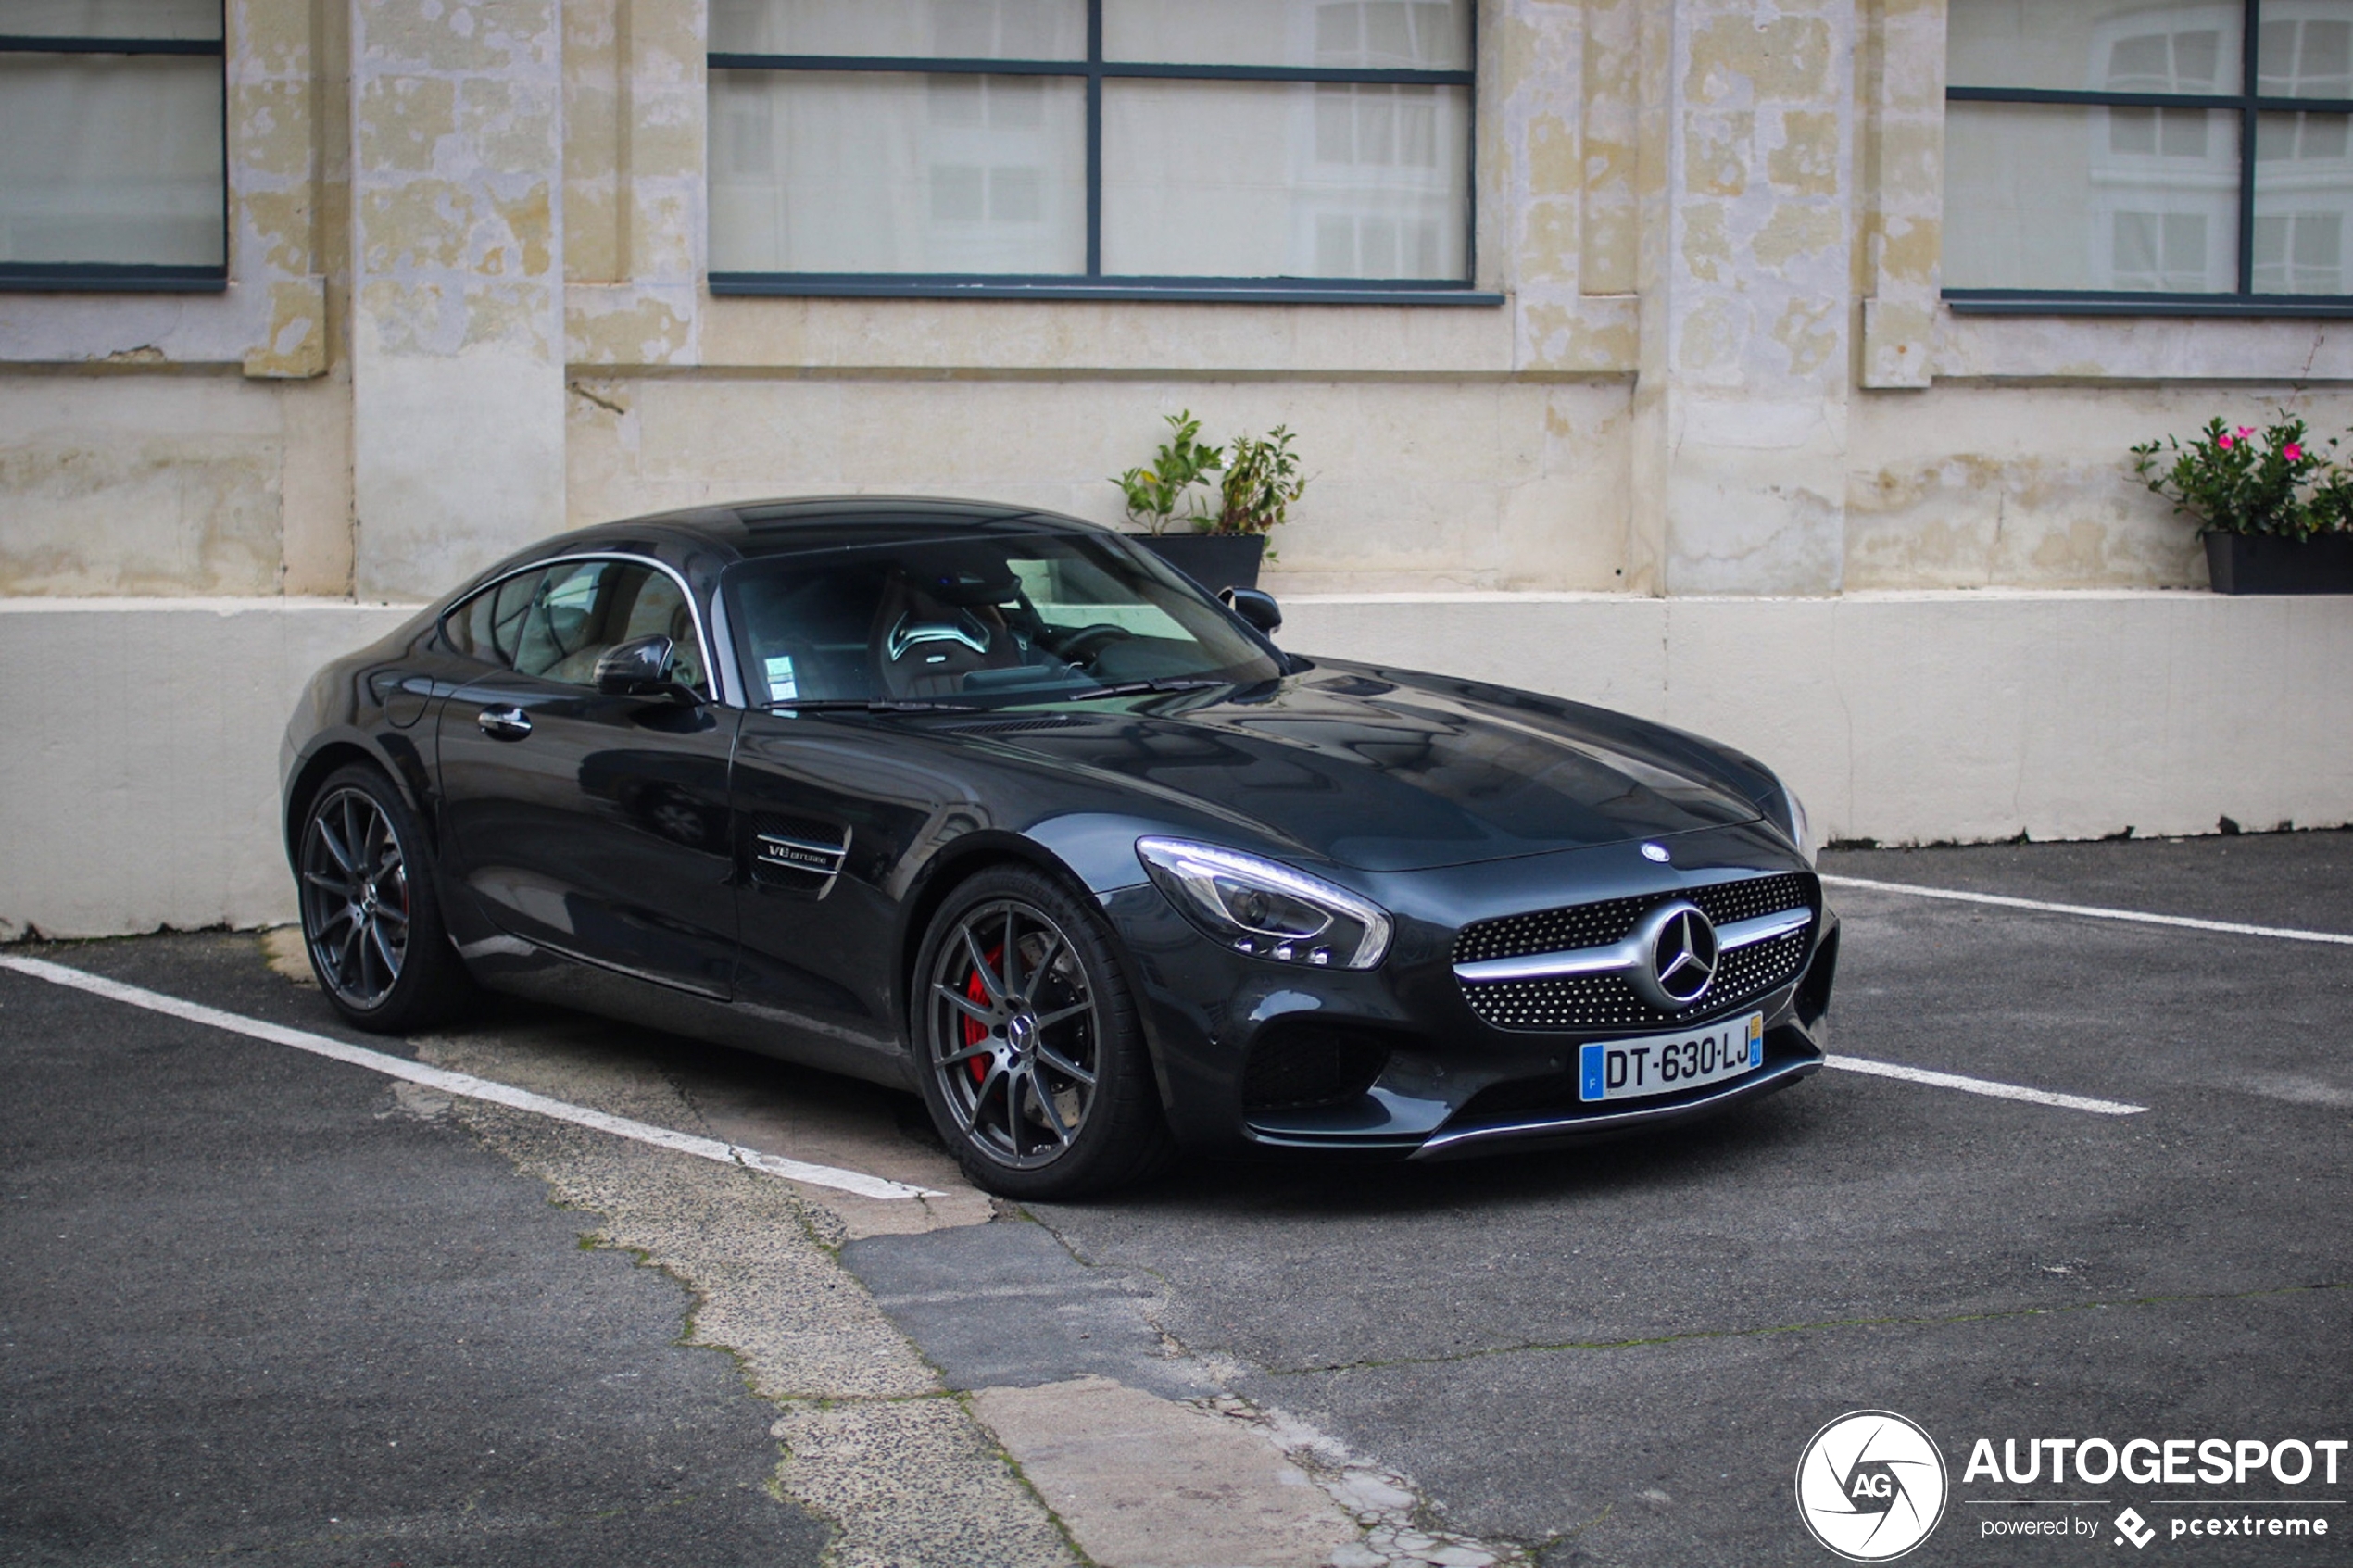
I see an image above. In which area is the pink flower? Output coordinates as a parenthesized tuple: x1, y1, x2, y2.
(2236, 426, 2255, 439)
(2287, 443, 2304, 461)
(2219, 434, 2234, 449)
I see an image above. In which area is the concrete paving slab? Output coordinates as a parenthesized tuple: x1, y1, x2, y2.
(770, 1394, 1078, 1568)
(846, 1217, 1217, 1400)
(972, 1375, 1358, 1568)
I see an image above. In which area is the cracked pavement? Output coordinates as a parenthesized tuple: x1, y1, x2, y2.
(2, 831, 2347, 1566)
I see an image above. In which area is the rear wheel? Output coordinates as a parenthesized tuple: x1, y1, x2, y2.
(912, 864, 1174, 1199)
(296, 763, 473, 1032)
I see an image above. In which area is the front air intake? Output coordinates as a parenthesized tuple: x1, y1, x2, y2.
(1240, 1022, 1395, 1111)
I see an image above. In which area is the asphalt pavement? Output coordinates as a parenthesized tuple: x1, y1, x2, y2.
(0, 934, 826, 1567)
(2, 830, 2347, 1567)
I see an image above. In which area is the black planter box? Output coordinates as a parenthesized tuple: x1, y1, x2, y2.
(1130, 532, 1266, 594)
(2204, 531, 2353, 594)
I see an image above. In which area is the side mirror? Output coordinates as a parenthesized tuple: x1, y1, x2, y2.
(1219, 586, 1282, 635)
(594, 633, 690, 699)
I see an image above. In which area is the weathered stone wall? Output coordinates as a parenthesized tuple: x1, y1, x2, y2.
(565, 374, 1636, 594)
(3, 0, 2351, 601)
(0, 371, 347, 596)
(1848, 385, 2353, 591)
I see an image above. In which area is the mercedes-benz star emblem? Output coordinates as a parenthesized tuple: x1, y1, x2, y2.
(1628, 900, 1718, 1010)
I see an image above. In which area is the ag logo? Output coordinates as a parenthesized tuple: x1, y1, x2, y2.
(1794, 1410, 1949, 1561)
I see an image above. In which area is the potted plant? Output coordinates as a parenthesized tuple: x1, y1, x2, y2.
(2131, 413, 2353, 594)
(1113, 415, 1305, 593)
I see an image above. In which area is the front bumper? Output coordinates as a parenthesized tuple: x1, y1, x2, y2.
(1101, 821, 1838, 1160)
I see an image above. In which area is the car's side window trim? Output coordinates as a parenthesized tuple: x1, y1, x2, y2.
(440, 552, 732, 706)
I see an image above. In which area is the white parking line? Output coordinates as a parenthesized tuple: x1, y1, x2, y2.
(1820, 873, 2353, 947)
(0, 955, 942, 1202)
(1823, 1054, 2146, 1116)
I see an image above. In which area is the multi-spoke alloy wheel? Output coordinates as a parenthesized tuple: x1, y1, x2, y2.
(302, 785, 411, 1009)
(294, 765, 472, 1031)
(913, 866, 1174, 1197)
(927, 897, 1100, 1169)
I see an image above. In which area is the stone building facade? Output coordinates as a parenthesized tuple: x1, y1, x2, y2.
(3, 0, 2349, 935)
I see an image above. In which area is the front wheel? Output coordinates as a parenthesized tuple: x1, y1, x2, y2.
(295, 763, 474, 1032)
(912, 865, 1174, 1199)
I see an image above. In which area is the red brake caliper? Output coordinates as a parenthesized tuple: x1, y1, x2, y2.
(964, 945, 1001, 1085)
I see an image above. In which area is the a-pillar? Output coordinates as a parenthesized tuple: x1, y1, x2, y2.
(347, 0, 566, 599)
(1629, 0, 1856, 596)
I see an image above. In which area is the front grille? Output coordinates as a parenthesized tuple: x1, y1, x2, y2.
(1455, 873, 1817, 1033)
(1451, 892, 1655, 966)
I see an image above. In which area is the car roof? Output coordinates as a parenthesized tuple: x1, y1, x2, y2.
(448, 496, 1123, 605)
(559, 495, 1111, 562)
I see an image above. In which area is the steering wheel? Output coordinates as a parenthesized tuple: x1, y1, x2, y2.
(1051, 622, 1134, 667)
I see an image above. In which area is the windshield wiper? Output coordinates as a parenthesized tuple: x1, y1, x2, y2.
(763, 696, 981, 713)
(1063, 678, 1227, 701)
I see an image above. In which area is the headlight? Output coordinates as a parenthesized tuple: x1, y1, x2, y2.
(1771, 780, 1818, 865)
(1135, 837, 1392, 969)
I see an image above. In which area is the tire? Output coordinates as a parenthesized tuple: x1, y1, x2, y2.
(911, 863, 1176, 1199)
(294, 762, 476, 1032)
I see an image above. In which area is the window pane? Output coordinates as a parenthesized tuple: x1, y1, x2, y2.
(710, 69, 1086, 273)
(1102, 80, 1468, 278)
(0, 1, 222, 41)
(2256, 111, 2353, 292)
(2259, 4, 2353, 97)
(1943, 101, 2238, 290)
(0, 53, 222, 266)
(1947, 0, 2241, 93)
(1104, 0, 1470, 70)
(711, 0, 1085, 59)
(512, 560, 707, 690)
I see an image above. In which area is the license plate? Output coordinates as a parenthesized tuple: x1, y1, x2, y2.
(1579, 1013, 1764, 1103)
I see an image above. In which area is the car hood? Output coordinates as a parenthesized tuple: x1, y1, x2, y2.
(951, 660, 1775, 872)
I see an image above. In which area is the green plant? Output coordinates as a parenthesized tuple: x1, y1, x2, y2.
(1212, 424, 1306, 537)
(1112, 410, 1222, 535)
(2130, 413, 2337, 540)
(2309, 460, 2353, 536)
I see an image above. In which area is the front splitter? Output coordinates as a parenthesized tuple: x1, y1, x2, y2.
(1404, 1053, 1822, 1160)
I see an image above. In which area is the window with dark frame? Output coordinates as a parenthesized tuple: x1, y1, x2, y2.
(1944, 0, 2353, 316)
(706, 0, 1494, 303)
(0, 0, 228, 291)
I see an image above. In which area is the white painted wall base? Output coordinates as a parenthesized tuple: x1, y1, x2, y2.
(1281, 590, 2353, 848)
(1, 592, 2345, 939)
(0, 600, 415, 940)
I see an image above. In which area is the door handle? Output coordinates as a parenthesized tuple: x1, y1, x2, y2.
(476, 705, 532, 740)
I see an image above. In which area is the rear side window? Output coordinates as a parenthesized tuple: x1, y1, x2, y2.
(442, 569, 542, 667)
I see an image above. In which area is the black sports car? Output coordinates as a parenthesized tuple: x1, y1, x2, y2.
(281, 497, 1837, 1197)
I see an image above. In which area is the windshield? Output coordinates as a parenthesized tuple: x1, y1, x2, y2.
(721, 531, 1282, 708)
